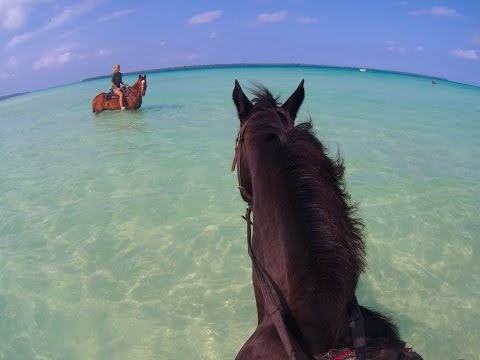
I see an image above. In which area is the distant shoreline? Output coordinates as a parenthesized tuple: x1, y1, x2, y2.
(81, 63, 448, 83)
(0, 63, 469, 101)
(0, 92, 30, 101)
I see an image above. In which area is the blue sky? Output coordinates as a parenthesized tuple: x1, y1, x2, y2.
(1, 0, 479, 95)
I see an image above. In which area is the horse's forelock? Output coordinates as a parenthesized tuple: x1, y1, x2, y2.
(250, 84, 280, 109)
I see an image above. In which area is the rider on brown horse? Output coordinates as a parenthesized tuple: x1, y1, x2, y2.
(111, 64, 126, 110)
(91, 73, 147, 113)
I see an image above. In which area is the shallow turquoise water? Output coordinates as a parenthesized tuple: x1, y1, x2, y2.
(0, 66, 479, 359)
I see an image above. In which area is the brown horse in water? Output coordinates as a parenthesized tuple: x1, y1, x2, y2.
(231, 80, 423, 360)
(92, 74, 147, 113)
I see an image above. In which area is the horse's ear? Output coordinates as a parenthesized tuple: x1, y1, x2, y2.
(138, 75, 141, 79)
(232, 80, 253, 122)
(281, 79, 305, 122)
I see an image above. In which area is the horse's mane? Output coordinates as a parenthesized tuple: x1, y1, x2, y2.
(249, 86, 366, 301)
(285, 122, 366, 295)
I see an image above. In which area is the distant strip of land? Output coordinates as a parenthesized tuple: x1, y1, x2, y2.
(0, 64, 455, 101)
(81, 63, 448, 82)
(0, 92, 30, 101)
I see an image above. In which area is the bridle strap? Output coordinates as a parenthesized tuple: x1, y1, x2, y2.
(243, 206, 297, 360)
(231, 131, 240, 172)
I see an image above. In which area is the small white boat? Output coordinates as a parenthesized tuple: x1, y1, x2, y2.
(359, 68, 367, 72)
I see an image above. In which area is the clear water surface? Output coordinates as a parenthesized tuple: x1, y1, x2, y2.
(0, 66, 479, 359)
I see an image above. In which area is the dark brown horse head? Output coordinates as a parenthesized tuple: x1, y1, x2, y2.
(229, 81, 422, 360)
(231, 79, 305, 202)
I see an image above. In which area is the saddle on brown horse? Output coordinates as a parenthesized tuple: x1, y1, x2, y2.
(106, 86, 129, 107)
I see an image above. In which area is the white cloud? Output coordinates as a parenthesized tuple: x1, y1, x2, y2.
(5, 31, 34, 49)
(96, 48, 111, 57)
(187, 10, 222, 25)
(60, 26, 86, 39)
(43, 8, 73, 31)
(0, 1, 29, 30)
(256, 10, 288, 24)
(416, 45, 424, 52)
(209, 31, 217, 39)
(5, 0, 103, 49)
(97, 9, 133, 22)
(33, 45, 74, 70)
(409, 6, 459, 17)
(450, 49, 478, 60)
(1, 55, 20, 79)
(296, 16, 317, 24)
(44, 0, 103, 30)
(385, 40, 407, 54)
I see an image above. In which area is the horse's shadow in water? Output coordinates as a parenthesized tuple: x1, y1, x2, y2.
(140, 103, 185, 113)
(93, 109, 149, 132)
(230, 79, 424, 360)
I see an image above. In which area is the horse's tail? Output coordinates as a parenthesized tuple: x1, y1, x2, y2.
(92, 93, 105, 113)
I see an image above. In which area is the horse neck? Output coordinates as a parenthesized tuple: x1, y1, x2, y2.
(131, 79, 142, 90)
(245, 122, 365, 351)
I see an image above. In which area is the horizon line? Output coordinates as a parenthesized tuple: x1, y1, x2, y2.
(3, 62, 480, 101)
(81, 63, 450, 83)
